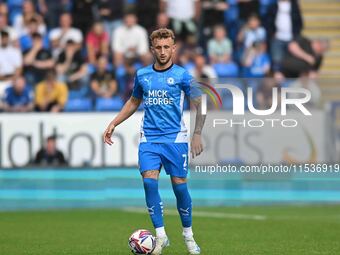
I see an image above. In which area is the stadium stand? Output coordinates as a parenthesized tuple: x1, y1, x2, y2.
(0, 0, 338, 114)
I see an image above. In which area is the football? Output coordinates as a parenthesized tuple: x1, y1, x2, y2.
(128, 229, 156, 254)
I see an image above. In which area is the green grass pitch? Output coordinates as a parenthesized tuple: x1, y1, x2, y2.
(1, 205, 340, 255)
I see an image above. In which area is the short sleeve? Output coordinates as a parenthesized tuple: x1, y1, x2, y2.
(86, 32, 95, 46)
(182, 71, 201, 99)
(132, 74, 143, 99)
(207, 39, 214, 57)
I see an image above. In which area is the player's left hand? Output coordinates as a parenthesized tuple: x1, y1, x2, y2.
(103, 123, 115, 145)
(191, 133, 203, 159)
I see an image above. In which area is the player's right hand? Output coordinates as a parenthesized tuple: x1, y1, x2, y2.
(103, 123, 115, 145)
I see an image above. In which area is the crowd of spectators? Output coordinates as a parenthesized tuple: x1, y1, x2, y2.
(0, 0, 330, 112)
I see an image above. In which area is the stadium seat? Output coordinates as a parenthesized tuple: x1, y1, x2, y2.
(213, 62, 239, 78)
(95, 97, 124, 111)
(64, 98, 93, 112)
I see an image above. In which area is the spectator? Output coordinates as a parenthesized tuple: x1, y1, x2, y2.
(224, 0, 240, 45)
(259, 0, 277, 22)
(120, 57, 137, 101)
(207, 25, 233, 64)
(3, 76, 34, 112)
(242, 41, 270, 78)
(161, 0, 200, 43)
(238, 0, 260, 22)
(200, 0, 228, 41)
(49, 12, 83, 57)
(96, 0, 124, 40)
(178, 40, 199, 71)
(112, 12, 149, 66)
(86, 21, 109, 65)
(90, 55, 118, 98)
(38, 0, 71, 29)
(35, 69, 68, 112)
(0, 3, 8, 16)
(23, 32, 54, 85)
(0, 30, 22, 96)
(238, 14, 266, 53)
(189, 54, 217, 80)
(34, 135, 67, 166)
(13, 0, 46, 37)
(72, 0, 96, 35)
(281, 36, 329, 78)
(268, 0, 303, 72)
(0, 7, 18, 45)
(56, 40, 88, 95)
(148, 12, 170, 38)
(155, 12, 170, 29)
(19, 18, 49, 52)
(7, 0, 25, 18)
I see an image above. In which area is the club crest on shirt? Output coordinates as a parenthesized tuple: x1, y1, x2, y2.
(167, 77, 175, 85)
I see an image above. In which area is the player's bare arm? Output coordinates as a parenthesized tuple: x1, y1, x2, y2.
(103, 96, 142, 145)
(190, 96, 206, 159)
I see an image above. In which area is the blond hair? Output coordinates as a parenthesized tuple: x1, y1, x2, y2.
(150, 28, 175, 45)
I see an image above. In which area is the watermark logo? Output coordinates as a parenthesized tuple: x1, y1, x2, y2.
(200, 84, 311, 116)
(196, 81, 312, 128)
(197, 82, 223, 109)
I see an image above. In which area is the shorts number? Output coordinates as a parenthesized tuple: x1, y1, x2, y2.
(182, 154, 187, 171)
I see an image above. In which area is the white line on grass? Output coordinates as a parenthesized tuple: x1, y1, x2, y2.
(122, 207, 267, 221)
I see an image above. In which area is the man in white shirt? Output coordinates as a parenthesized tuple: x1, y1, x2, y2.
(0, 30, 23, 97)
(112, 12, 149, 66)
(49, 13, 83, 57)
(161, 0, 200, 42)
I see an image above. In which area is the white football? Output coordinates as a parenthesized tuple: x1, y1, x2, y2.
(128, 229, 156, 255)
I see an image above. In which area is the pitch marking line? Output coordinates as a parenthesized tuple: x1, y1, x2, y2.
(122, 207, 267, 221)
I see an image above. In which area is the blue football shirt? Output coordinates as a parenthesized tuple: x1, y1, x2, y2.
(132, 63, 199, 143)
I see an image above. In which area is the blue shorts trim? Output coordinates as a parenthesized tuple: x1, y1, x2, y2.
(138, 143, 189, 178)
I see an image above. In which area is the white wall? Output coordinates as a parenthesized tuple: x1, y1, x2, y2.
(0, 111, 329, 168)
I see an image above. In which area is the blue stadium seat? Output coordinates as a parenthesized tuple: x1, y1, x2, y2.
(64, 98, 93, 112)
(95, 97, 124, 111)
(213, 62, 239, 78)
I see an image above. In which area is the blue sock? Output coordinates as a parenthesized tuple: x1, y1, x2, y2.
(143, 178, 164, 228)
(172, 182, 192, 228)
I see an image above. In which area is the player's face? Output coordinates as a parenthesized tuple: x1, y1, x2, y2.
(151, 38, 176, 66)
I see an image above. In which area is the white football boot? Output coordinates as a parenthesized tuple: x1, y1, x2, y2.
(184, 236, 201, 254)
(151, 236, 170, 255)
